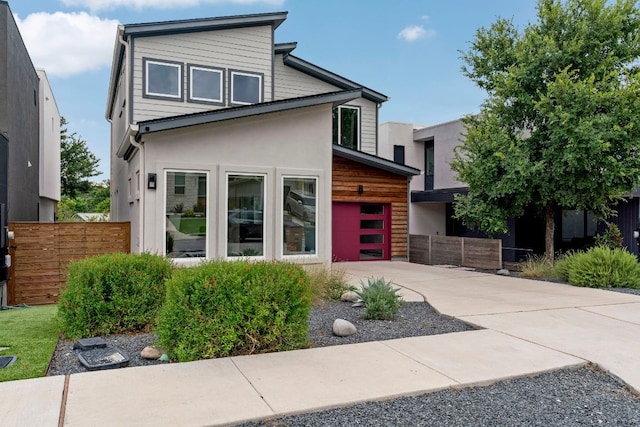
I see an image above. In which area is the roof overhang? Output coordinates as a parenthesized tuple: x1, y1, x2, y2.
(274, 42, 297, 55)
(411, 188, 468, 203)
(283, 55, 388, 104)
(333, 145, 420, 177)
(136, 89, 362, 137)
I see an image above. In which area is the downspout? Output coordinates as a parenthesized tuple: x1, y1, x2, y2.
(117, 32, 145, 253)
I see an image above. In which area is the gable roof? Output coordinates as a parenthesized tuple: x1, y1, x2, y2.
(333, 145, 420, 177)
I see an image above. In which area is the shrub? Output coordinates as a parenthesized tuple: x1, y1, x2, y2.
(58, 252, 173, 338)
(594, 222, 624, 249)
(305, 265, 352, 302)
(356, 277, 403, 320)
(156, 260, 312, 362)
(555, 246, 640, 288)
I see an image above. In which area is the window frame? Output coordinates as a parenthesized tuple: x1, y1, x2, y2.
(229, 69, 263, 106)
(225, 172, 267, 259)
(282, 176, 318, 258)
(143, 58, 183, 101)
(333, 105, 361, 150)
(164, 169, 210, 261)
(187, 63, 225, 105)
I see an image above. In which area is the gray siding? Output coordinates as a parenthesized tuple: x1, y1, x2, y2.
(132, 25, 273, 122)
(273, 55, 338, 99)
(348, 97, 377, 155)
(0, 4, 40, 221)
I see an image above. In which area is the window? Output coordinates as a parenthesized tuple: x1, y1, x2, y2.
(188, 64, 223, 104)
(165, 171, 207, 258)
(144, 58, 182, 100)
(425, 139, 434, 190)
(230, 70, 262, 105)
(174, 173, 185, 195)
(394, 145, 405, 164)
(227, 174, 265, 257)
(332, 106, 360, 149)
(562, 210, 597, 242)
(284, 177, 317, 256)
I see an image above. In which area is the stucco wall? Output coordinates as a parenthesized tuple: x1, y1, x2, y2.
(409, 202, 446, 235)
(139, 104, 333, 263)
(37, 69, 61, 206)
(414, 119, 466, 190)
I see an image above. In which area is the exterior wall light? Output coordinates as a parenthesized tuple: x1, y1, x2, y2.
(147, 173, 157, 190)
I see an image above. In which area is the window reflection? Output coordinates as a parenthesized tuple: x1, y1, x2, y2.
(227, 174, 265, 257)
(165, 171, 207, 258)
(284, 177, 317, 255)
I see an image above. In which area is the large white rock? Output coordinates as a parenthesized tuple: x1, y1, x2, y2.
(340, 291, 360, 302)
(140, 346, 163, 360)
(332, 319, 357, 337)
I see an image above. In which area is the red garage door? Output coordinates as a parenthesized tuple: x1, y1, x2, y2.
(332, 202, 391, 261)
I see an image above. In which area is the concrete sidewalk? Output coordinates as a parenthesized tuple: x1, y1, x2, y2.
(2, 261, 640, 426)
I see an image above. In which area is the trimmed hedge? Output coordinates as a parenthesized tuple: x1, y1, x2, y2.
(156, 260, 312, 362)
(555, 246, 640, 289)
(57, 253, 173, 338)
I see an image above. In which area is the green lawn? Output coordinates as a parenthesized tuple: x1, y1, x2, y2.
(0, 305, 59, 382)
(168, 215, 206, 236)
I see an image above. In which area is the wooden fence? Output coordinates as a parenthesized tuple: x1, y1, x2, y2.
(7, 222, 130, 305)
(409, 234, 502, 270)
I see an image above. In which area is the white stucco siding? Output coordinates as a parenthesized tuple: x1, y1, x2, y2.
(141, 104, 333, 263)
(410, 202, 446, 235)
(273, 55, 339, 99)
(417, 119, 466, 190)
(132, 25, 273, 122)
(378, 122, 426, 192)
(36, 70, 61, 204)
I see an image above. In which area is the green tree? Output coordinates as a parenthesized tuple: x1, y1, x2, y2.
(452, 0, 640, 259)
(60, 117, 101, 197)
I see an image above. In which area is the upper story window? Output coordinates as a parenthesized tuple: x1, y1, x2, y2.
(144, 58, 183, 100)
(393, 145, 405, 164)
(333, 105, 360, 150)
(188, 64, 224, 105)
(230, 70, 262, 105)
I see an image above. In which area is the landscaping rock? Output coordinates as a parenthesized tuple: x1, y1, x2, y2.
(333, 319, 357, 337)
(341, 291, 360, 302)
(141, 346, 163, 360)
(497, 269, 511, 276)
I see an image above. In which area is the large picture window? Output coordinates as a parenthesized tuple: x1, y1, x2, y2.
(144, 58, 182, 100)
(227, 174, 265, 257)
(332, 105, 360, 149)
(165, 171, 207, 258)
(188, 64, 223, 104)
(283, 177, 317, 256)
(230, 70, 262, 105)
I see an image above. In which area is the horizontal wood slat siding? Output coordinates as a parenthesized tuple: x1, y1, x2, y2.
(7, 222, 130, 306)
(409, 235, 502, 269)
(332, 155, 409, 259)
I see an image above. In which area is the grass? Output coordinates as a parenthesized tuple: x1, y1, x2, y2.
(168, 215, 206, 235)
(0, 305, 59, 382)
(518, 255, 561, 279)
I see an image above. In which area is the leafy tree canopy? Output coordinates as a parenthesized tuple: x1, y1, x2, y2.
(451, 0, 640, 257)
(60, 117, 101, 198)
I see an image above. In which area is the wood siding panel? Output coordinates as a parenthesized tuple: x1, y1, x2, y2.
(7, 222, 130, 305)
(133, 26, 273, 122)
(332, 156, 409, 259)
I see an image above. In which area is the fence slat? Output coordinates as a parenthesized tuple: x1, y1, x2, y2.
(7, 222, 130, 305)
(410, 234, 502, 270)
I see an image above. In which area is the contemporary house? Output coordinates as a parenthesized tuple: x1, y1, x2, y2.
(381, 119, 640, 259)
(106, 12, 418, 264)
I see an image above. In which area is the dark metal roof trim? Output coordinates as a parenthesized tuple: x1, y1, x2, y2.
(411, 188, 468, 203)
(137, 89, 362, 135)
(284, 55, 388, 104)
(333, 145, 420, 177)
(123, 12, 288, 37)
(274, 42, 297, 55)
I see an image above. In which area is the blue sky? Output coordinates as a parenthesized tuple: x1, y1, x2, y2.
(10, 0, 538, 181)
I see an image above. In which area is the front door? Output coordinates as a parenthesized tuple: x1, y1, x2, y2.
(332, 202, 391, 261)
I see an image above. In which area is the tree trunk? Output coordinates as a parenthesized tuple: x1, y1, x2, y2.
(545, 205, 555, 261)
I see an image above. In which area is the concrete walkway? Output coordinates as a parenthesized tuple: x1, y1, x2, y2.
(2, 261, 640, 426)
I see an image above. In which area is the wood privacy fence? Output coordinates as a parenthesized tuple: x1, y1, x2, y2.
(409, 234, 502, 270)
(7, 222, 130, 305)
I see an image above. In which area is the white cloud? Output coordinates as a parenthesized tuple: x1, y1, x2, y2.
(15, 12, 119, 78)
(61, 0, 285, 13)
(397, 25, 436, 42)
